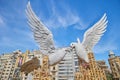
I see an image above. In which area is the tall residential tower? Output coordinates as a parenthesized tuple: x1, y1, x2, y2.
(108, 51, 120, 79)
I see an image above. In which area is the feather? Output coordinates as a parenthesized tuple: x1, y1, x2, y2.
(82, 13, 108, 51)
(26, 2, 69, 66)
(26, 2, 55, 55)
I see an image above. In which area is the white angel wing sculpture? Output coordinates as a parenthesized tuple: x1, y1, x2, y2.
(26, 2, 55, 55)
(26, 2, 69, 65)
(82, 13, 108, 52)
(71, 13, 108, 62)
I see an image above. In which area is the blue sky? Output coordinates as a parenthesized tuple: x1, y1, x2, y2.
(0, 0, 120, 64)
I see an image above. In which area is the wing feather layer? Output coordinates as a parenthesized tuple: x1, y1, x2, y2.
(26, 2, 55, 55)
(82, 13, 108, 51)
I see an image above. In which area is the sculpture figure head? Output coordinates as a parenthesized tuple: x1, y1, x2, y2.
(70, 38, 81, 48)
(70, 38, 89, 62)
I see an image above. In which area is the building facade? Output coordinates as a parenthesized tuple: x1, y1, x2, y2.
(0, 50, 23, 80)
(55, 48, 79, 80)
(33, 56, 51, 80)
(21, 50, 43, 80)
(96, 60, 110, 74)
(75, 52, 107, 80)
(0, 49, 79, 80)
(108, 51, 120, 79)
(0, 53, 12, 79)
(1, 49, 112, 80)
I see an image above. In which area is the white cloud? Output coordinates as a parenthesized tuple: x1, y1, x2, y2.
(0, 16, 5, 26)
(0, 28, 38, 50)
(93, 39, 118, 54)
(40, 1, 87, 30)
(0, 37, 22, 48)
(13, 28, 34, 40)
(94, 44, 117, 54)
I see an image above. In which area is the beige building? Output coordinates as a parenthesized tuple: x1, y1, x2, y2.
(96, 60, 110, 74)
(0, 53, 12, 79)
(0, 50, 23, 80)
(21, 49, 79, 80)
(0, 50, 38, 80)
(0, 50, 51, 80)
(0, 47, 80, 80)
(108, 51, 120, 79)
(75, 52, 107, 80)
(21, 50, 57, 80)
(1, 49, 108, 80)
(33, 56, 51, 80)
(21, 50, 43, 80)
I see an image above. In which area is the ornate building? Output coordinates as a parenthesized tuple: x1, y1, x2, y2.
(75, 52, 107, 80)
(0, 49, 80, 80)
(96, 60, 110, 74)
(108, 51, 120, 80)
(1, 50, 111, 80)
(21, 50, 43, 80)
(0, 50, 39, 80)
(20, 50, 53, 80)
(33, 56, 51, 80)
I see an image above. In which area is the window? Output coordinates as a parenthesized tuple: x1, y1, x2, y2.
(25, 73, 28, 76)
(75, 61, 78, 66)
(6, 73, 8, 75)
(53, 67, 55, 70)
(53, 78, 55, 80)
(115, 73, 117, 76)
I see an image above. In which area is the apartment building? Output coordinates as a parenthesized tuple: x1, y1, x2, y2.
(0, 50, 22, 80)
(55, 48, 79, 80)
(0, 49, 79, 80)
(96, 60, 110, 74)
(0, 53, 12, 79)
(108, 51, 120, 80)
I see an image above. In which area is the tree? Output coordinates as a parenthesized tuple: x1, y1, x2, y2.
(106, 73, 113, 80)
